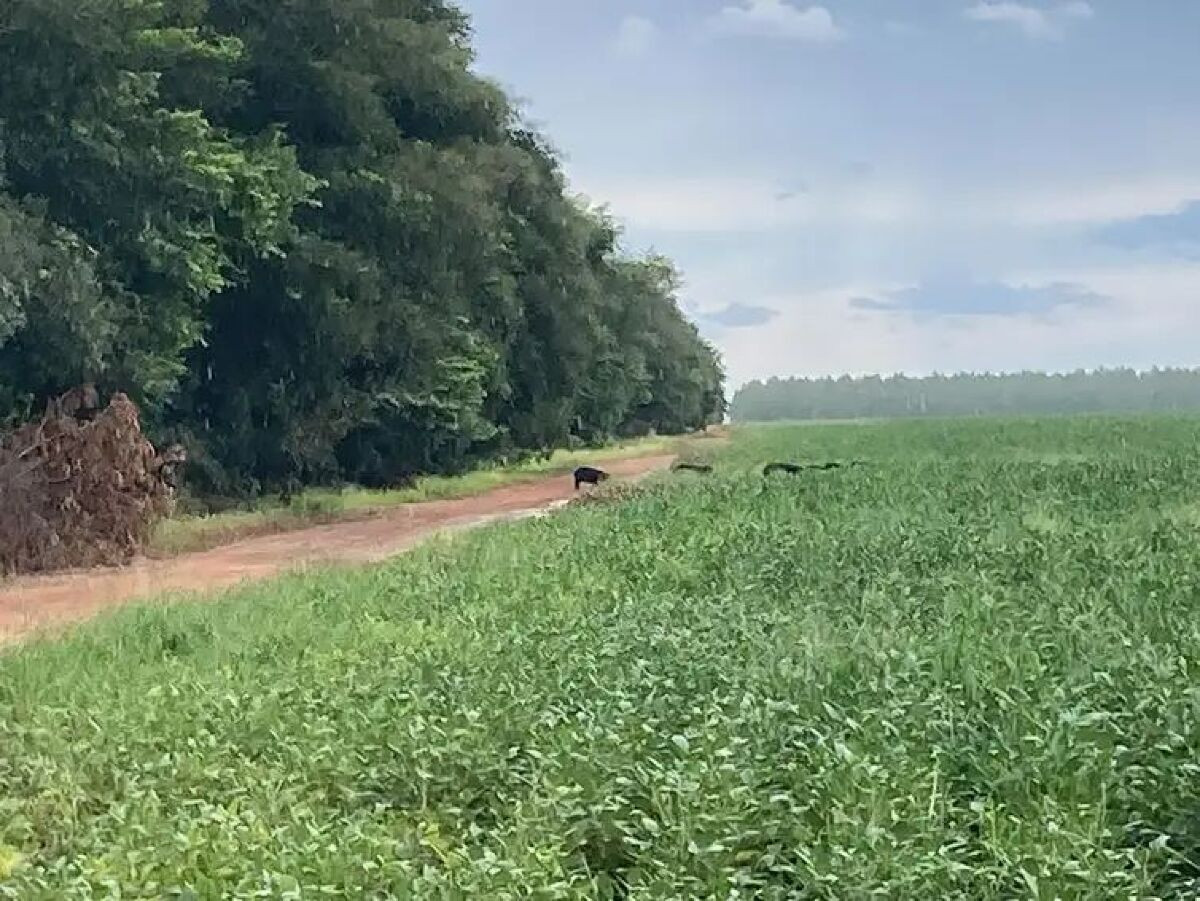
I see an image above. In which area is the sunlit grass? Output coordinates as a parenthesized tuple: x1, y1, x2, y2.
(5, 417, 1200, 896)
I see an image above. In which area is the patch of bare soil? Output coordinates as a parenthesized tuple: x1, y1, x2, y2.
(0, 454, 674, 644)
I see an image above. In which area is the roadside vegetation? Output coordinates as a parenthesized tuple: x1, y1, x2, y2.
(0, 0, 724, 508)
(149, 436, 677, 556)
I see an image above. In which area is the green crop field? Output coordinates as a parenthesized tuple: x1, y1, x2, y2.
(4, 416, 1200, 898)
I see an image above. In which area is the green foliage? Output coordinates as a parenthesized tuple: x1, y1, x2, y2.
(0, 0, 723, 496)
(0, 197, 114, 421)
(4, 417, 1200, 896)
(0, 0, 318, 405)
(733, 367, 1200, 422)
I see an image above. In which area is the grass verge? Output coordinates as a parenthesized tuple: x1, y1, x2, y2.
(149, 436, 678, 557)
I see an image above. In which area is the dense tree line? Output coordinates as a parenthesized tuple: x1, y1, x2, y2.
(0, 0, 724, 499)
(732, 368, 1200, 422)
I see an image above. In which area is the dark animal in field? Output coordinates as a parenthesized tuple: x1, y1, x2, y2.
(763, 462, 805, 476)
(574, 466, 609, 490)
(672, 462, 713, 474)
(763, 460, 867, 476)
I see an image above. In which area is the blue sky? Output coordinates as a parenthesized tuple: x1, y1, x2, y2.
(459, 1, 1200, 387)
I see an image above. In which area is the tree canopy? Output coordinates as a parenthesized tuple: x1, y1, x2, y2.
(0, 0, 725, 498)
(732, 368, 1200, 423)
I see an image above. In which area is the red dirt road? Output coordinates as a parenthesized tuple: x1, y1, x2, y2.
(0, 454, 674, 644)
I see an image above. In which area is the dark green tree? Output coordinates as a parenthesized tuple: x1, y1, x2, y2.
(731, 368, 1200, 422)
(0, 0, 726, 499)
(0, 0, 315, 412)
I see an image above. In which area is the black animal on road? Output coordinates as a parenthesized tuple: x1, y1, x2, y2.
(672, 462, 713, 474)
(574, 466, 610, 490)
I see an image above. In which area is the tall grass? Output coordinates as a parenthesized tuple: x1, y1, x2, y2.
(3, 417, 1200, 896)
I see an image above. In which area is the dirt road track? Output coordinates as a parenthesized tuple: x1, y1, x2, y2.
(0, 454, 675, 644)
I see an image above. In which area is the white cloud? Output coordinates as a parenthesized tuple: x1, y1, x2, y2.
(578, 170, 1200, 235)
(965, 2, 1054, 38)
(714, 263, 1200, 387)
(964, 2, 1094, 40)
(710, 1, 844, 42)
(580, 175, 921, 233)
(615, 15, 657, 57)
(997, 176, 1200, 227)
(1060, 1, 1095, 19)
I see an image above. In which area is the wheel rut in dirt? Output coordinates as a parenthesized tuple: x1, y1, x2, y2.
(0, 454, 675, 644)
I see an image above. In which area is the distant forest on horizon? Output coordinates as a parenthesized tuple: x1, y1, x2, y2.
(730, 367, 1200, 422)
